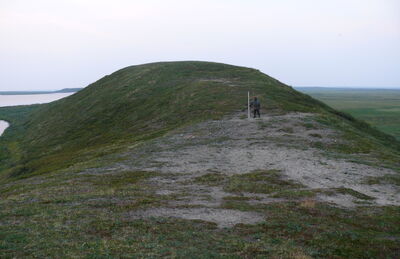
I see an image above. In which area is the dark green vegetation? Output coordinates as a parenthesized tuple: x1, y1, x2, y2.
(0, 88, 83, 95)
(297, 87, 400, 140)
(195, 170, 304, 196)
(364, 174, 400, 186)
(1, 62, 400, 257)
(194, 171, 376, 202)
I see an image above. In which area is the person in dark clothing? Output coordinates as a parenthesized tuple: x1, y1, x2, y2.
(250, 97, 261, 118)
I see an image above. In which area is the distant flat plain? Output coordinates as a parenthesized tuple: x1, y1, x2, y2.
(297, 87, 400, 140)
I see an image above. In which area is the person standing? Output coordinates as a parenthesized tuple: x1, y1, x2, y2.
(251, 97, 261, 118)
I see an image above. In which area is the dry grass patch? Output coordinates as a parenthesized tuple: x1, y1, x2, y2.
(299, 199, 316, 209)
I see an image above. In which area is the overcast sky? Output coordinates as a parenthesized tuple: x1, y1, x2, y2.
(1, 0, 399, 91)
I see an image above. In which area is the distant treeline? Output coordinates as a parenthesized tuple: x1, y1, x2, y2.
(0, 88, 83, 95)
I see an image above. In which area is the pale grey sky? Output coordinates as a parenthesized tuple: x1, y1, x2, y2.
(1, 0, 399, 91)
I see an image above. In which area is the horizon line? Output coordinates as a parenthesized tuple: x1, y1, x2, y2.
(294, 86, 400, 89)
(1, 86, 400, 92)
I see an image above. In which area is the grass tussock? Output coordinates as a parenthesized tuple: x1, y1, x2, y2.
(364, 174, 400, 186)
(224, 170, 303, 194)
(3, 197, 397, 258)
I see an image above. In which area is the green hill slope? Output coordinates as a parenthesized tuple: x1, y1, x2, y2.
(0, 61, 399, 179)
(1, 61, 400, 258)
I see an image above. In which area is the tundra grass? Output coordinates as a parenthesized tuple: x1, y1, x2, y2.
(364, 174, 400, 187)
(0, 169, 399, 258)
(223, 170, 303, 194)
(193, 170, 303, 195)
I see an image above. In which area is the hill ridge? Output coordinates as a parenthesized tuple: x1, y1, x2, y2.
(0, 61, 398, 179)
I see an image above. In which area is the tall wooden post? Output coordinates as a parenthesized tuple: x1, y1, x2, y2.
(247, 91, 250, 119)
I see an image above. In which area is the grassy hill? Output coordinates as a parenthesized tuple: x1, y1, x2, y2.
(0, 61, 332, 178)
(0, 61, 399, 257)
(0, 61, 399, 178)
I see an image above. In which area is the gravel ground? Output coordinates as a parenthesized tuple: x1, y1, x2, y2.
(82, 112, 399, 227)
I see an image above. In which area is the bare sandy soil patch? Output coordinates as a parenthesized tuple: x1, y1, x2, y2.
(81, 112, 399, 227)
(126, 207, 264, 228)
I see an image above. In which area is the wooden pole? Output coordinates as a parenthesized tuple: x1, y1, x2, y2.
(248, 91, 250, 119)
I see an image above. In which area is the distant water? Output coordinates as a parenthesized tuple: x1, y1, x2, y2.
(0, 93, 73, 107)
(0, 120, 9, 136)
(0, 93, 74, 137)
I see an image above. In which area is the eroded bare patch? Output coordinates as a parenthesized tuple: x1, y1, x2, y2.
(125, 207, 264, 228)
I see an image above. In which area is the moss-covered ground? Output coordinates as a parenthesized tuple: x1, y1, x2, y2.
(0, 168, 399, 258)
